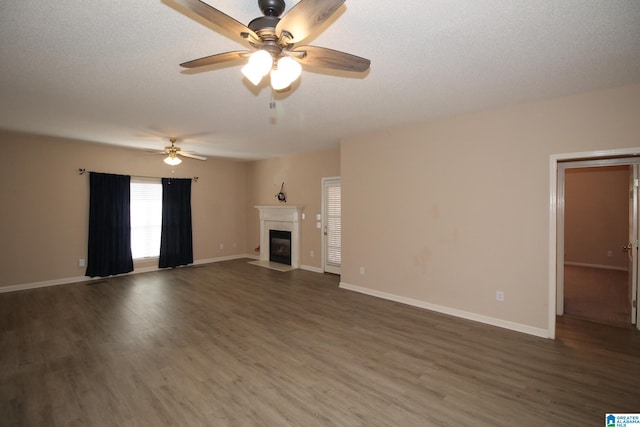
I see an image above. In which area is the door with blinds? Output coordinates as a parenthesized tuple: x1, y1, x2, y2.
(322, 177, 341, 274)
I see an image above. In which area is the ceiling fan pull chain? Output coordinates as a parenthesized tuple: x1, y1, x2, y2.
(269, 91, 276, 109)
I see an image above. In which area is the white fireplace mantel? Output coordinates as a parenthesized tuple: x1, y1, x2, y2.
(255, 206, 303, 268)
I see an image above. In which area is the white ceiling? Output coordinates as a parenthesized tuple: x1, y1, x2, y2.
(1, 0, 639, 160)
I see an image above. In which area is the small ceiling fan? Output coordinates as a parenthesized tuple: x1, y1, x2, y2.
(173, 0, 370, 91)
(155, 138, 208, 165)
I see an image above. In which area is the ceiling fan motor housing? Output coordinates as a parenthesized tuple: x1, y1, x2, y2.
(248, 15, 280, 33)
(250, 0, 284, 39)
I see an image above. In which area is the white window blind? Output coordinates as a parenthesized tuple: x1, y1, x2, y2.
(130, 180, 162, 259)
(327, 185, 341, 266)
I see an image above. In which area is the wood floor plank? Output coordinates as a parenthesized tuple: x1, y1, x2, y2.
(1, 258, 639, 426)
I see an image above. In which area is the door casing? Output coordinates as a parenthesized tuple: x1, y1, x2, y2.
(550, 149, 640, 338)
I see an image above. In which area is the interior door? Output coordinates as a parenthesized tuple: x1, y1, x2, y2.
(322, 177, 341, 274)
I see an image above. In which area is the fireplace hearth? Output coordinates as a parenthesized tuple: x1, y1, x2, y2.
(269, 230, 292, 265)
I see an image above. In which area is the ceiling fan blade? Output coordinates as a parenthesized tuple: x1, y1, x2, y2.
(276, 0, 345, 44)
(292, 45, 370, 72)
(180, 50, 250, 68)
(179, 152, 208, 161)
(174, 0, 260, 45)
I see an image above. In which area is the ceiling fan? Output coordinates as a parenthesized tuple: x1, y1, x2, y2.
(155, 138, 208, 166)
(173, 0, 370, 91)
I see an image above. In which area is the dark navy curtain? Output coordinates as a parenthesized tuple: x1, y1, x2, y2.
(159, 178, 193, 268)
(85, 172, 134, 277)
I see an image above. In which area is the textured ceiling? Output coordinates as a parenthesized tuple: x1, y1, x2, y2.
(1, 0, 639, 160)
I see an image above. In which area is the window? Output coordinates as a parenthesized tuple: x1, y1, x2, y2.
(130, 180, 162, 259)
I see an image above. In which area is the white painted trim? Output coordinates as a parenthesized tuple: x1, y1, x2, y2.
(551, 155, 561, 325)
(340, 282, 549, 339)
(564, 261, 628, 272)
(300, 264, 324, 273)
(0, 254, 253, 294)
(0, 275, 97, 293)
(193, 254, 256, 265)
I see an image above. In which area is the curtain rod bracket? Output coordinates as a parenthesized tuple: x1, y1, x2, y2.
(78, 168, 86, 175)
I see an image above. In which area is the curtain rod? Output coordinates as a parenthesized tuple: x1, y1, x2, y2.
(78, 168, 198, 182)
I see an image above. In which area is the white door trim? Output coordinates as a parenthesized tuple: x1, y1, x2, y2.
(549, 148, 640, 338)
(632, 165, 639, 326)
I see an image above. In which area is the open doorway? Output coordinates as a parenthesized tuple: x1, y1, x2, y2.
(553, 154, 640, 336)
(562, 165, 630, 326)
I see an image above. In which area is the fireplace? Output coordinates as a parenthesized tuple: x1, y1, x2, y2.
(255, 206, 302, 269)
(269, 230, 292, 265)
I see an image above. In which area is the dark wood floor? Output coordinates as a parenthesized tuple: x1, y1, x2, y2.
(1, 259, 639, 426)
(564, 265, 631, 326)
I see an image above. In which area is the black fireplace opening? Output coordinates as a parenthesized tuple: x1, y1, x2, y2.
(269, 229, 292, 265)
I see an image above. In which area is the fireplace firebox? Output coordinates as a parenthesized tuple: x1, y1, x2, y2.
(269, 230, 292, 265)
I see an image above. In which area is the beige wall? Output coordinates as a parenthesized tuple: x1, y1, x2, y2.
(3, 84, 639, 335)
(565, 166, 629, 269)
(0, 131, 248, 288)
(341, 84, 640, 332)
(245, 149, 340, 269)
(0, 131, 339, 288)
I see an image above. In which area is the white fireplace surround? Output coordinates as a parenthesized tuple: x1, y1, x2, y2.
(255, 206, 302, 268)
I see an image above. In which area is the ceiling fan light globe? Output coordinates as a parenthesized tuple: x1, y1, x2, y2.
(164, 155, 182, 166)
(241, 63, 264, 86)
(277, 56, 302, 82)
(270, 68, 291, 91)
(249, 50, 273, 76)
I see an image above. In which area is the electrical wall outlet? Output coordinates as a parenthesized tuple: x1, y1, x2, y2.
(496, 291, 504, 301)
(78, 258, 86, 267)
(607, 250, 613, 257)
(359, 266, 365, 275)
(310, 250, 314, 257)
(219, 243, 224, 250)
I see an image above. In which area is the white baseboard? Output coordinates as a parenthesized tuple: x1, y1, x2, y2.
(339, 282, 550, 339)
(564, 261, 627, 271)
(300, 264, 324, 273)
(0, 275, 97, 293)
(0, 254, 255, 294)
(194, 254, 257, 265)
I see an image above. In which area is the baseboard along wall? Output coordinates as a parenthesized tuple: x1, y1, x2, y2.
(563, 261, 628, 272)
(339, 281, 550, 339)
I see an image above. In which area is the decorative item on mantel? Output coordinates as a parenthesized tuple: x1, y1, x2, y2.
(275, 182, 287, 203)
